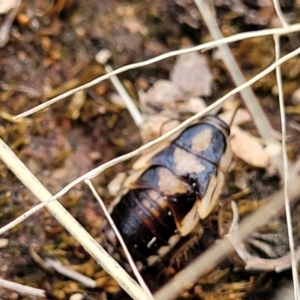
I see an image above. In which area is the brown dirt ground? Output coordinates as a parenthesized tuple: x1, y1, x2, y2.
(1, 1, 300, 299)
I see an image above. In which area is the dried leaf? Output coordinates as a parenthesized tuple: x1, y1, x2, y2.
(230, 126, 269, 168)
(186, 97, 207, 114)
(139, 79, 183, 115)
(0, 238, 9, 248)
(140, 115, 180, 143)
(170, 51, 213, 97)
(67, 90, 86, 120)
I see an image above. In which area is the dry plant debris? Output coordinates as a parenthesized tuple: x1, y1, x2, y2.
(0, 1, 300, 300)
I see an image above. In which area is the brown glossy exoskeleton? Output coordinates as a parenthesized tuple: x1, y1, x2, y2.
(102, 115, 232, 269)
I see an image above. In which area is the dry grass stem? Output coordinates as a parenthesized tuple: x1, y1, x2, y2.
(195, 0, 277, 146)
(2, 3, 300, 299)
(85, 179, 154, 300)
(2, 45, 300, 239)
(274, 34, 300, 299)
(0, 139, 149, 300)
(45, 259, 97, 288)
(0, 279, 46, 298)
(272, 0, 289, 28)
(154, 175, 300, 300)
(0, 200, 54, 235)
(105, 64, 144, 127)
(30, 45, 300, 188)
(228, 202, 300, 273)
(13, 24, 300, 120)
(0, 0, 21, 47)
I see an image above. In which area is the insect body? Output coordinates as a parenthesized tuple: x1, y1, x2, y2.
(103, 115, 232, 268)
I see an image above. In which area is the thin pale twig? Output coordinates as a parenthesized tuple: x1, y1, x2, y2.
(0, 83, 41, 97)
(2, 46, 300, 235)
(45, 258, 97, 288)
(0, 200, 55, 235)
(13, 24, 300, 120)
(27, 46, 300, 199)
(194, 0, 277, 146)
(0, 0, 21, 48)
(86, 179, 153, 300)
(272, 0, 289, 28)
(105, 64, 144, 127)
(228, 201, 239, 233)
(274, 34, 300, 299)
(0, 279, 46, 298)
(228, 202, 300, 273)
(0, 138, 149, 300)
(154, 175, 300, 300)
(29, 244, 54, 273)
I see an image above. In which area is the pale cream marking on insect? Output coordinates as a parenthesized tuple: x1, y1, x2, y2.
(131, 117, 226, 171)
(168, 234, 181, 246)
(135, 261, 144, 271)
(202, 116, 229, 139)
(147, 234, 182, 265)
(107, 192, 124, 214)
(157, 167, 188, 195)
(141, 198, 151, 209)
(173, 147, 205, 174)
(150, 208, 160, 218)
(197, 171, 225, 219)
(191, 127, 213, 153)
(197, 175, 216, 219)
(219, 137, 232, 171)
(123, 169, 145, 189)
(176, 203, 200, 236)
(147, 237, 157, 248)
(105, 227, 118, 245)
(105, 228, 115, 242)
(148, 189, 168, 209)
(147, 255, 160, 266)
(141, 198, 160, 218)
(132, 138, 177, 170)
(157, 245, 172, 257)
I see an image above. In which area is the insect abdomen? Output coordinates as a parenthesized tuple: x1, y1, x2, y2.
(107, 188, 177, 264)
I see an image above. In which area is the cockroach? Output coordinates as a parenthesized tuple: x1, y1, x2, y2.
(102, 114, 232, 270)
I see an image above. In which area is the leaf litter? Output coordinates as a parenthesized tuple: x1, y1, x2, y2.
(1, 1, 300, 300)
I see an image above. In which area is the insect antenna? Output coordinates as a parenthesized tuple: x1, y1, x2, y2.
(158, 118, 180, 137)
(228, 102, 241, 128)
